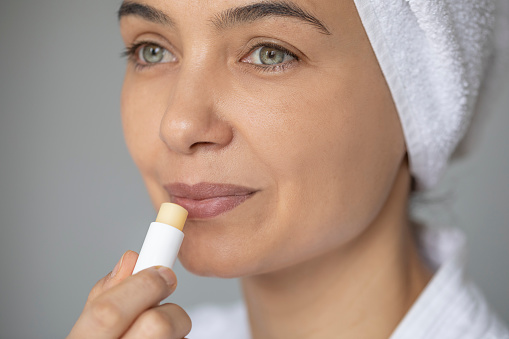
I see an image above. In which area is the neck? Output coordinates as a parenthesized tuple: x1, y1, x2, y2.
(241, 162, 431, 339)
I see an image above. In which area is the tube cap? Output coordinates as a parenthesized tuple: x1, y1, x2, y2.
(155, 203, 188, 231)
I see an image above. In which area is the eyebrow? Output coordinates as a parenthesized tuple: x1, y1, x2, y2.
(118, 1, 174, 26)
(118, 1, 331, 35)
(213, 1, 331, 35)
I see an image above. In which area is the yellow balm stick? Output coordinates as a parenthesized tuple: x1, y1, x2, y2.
(155, 203, 187, 231)
(132, 203, 188, 274)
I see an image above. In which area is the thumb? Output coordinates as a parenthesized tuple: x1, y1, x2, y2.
(87, 250, 139, 302)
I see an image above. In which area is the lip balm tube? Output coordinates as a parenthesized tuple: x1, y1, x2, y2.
(132, 203, 188, 275)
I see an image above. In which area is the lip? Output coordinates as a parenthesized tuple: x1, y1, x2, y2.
(164, 182, 257, 219)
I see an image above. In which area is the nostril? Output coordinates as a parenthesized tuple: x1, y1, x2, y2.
(189, 141, 217, 150)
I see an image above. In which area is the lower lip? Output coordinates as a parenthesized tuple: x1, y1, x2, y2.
(171, 193, 254, 219)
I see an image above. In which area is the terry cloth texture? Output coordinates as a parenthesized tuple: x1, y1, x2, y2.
(352, 0, 508, 189)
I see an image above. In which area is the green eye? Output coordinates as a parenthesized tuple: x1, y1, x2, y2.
(137, 43, 176, 64)
(141, 44, 163, 63)
(243, 44, 297, 68)
(258, 46, 286, 65)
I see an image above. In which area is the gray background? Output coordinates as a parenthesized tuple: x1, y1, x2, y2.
(0, 1, 507, 338)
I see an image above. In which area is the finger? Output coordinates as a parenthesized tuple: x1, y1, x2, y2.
(104, 251, 139, 288)
(87, 251, 139, 303)
(121, 303, 192, 339)
(73, 266, 177, 339)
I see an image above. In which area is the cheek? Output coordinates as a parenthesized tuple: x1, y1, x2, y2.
(242, 66, 402, 202)
(207, 61, 405, 274)
(121, 73, 168, 177)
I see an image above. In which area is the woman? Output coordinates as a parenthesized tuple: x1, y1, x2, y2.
(68, 0, 508, 338)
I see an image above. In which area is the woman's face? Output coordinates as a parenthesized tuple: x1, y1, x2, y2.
(120, 0, 406, 277)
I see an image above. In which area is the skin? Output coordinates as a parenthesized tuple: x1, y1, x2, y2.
(69, 0, 432, 338)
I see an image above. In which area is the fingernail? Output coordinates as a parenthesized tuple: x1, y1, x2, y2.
(111, 252, 126, 278)
(156, 266, 176, 286)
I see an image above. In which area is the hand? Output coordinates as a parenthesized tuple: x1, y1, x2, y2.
(67, 251, 191, 338)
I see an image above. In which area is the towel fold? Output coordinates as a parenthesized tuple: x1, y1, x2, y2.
(353, 0, 507, 189)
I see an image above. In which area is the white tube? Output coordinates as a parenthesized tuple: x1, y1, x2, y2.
(132, 203, 188, 274)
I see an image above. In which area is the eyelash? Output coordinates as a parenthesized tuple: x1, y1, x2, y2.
(121, 41, 299, 73)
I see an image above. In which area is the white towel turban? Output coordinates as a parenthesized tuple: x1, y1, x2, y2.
(352, 0, 508, 189)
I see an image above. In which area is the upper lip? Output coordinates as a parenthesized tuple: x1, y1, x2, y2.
(164, 182, 257, 200)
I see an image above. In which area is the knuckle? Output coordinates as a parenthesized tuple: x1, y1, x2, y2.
(169, 303, 191, 326)
(180, 305, 192, 330)
(138, 310, 174, 337)
(87, 299, 123, 329)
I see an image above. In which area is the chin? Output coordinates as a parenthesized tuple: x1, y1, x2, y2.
(176, 230, 260, 278)
(178, 246, 253, 278)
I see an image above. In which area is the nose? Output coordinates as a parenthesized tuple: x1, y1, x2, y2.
(159, 70, 233, 155)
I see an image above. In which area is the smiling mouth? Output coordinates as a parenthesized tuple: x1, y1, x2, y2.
(164, 182, 257, 219)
